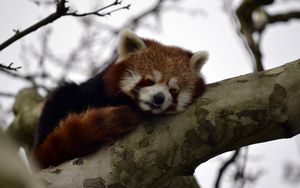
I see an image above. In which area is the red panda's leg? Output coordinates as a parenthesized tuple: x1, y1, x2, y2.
(32, 106, 141, 168)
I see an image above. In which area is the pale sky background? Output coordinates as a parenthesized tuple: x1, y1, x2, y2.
(0, 0, 300, 188)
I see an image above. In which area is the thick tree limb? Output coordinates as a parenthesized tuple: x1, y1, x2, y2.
(33, 59, 300, 187)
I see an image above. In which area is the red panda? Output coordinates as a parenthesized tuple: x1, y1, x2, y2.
(32, 30, 209, 168)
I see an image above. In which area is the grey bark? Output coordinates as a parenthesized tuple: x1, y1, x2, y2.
(25, 60, 300, 187)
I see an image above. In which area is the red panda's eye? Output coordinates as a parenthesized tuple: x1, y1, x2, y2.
(144, 78, 155, 86)
(169, 88, 179, 94)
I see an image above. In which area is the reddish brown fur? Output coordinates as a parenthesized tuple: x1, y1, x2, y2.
(123, 39, 199, 92)
(103, 62, 128, 97)
(193, 78, 206, 100)
(106, 38, 202, 99)
(32, 35, 206, 168)
(32, 106, 141, 168)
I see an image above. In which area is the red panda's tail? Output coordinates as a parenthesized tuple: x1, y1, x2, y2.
(32, 106, 141, 168)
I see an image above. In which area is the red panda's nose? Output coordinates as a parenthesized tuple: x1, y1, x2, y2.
(153, 92, 165, 106)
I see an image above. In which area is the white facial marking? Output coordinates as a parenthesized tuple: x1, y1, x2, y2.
(120, 71, 141, 96)
(153, 70, 162, 82)
(176, 89, 193, 112)
(139, 84, 172, 113)
(168, 77, 179, 91)
(139, 101, 151, 111)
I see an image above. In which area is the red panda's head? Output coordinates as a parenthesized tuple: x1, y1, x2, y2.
(105, 30, 208, 114)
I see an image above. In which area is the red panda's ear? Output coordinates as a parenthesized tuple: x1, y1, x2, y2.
(189, 51, 209, 75)
(117, 30, 146, 61)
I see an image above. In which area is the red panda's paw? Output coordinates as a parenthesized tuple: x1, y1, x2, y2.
(80, 106, 142, 139)
(105, 105, 142, 135)
(111, 105, 142, 126)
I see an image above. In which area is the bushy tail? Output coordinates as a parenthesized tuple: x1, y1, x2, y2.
(32, 106, 141, 168)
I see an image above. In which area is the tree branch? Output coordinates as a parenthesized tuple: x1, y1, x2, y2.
(268, 11, 300, 24)
(31, 59, 300, 187)
(0, 62, 21, 71)
(0, 0, 67, 52)
(66, 1, 130, 17)
(0, 68, 50, 91)
(0, 91, 15, 98)
(235, 0, 264, 71)
(233, 1, 300, 72)
(0, 0, 130, 51)
(214, 149, 241, 188)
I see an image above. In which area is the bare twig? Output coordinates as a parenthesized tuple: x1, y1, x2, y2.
(0, 63, 21, 71)
(66, 0, 130, 17)
(238, 147, 248, 188)
(0, 0, 67, 52)
(214, 149, 241, 188)
(125, 0, 165, 29)
(0, 68, 50, 91)
(94, 0, 169, 71)
(0, 0, 130, 52)
(29, 0, 55, 6)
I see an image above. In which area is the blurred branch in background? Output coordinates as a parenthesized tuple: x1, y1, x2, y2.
(224, 0, 300, 72)
(0, 91, 15, 98)
(0, 65, 50, 92)
(215, 149, 241, 188)
(28, 0, 55, 7)
(215, 147, 264, 188)
(283, 161, 300, 186)
(234, 0, 273, 71)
